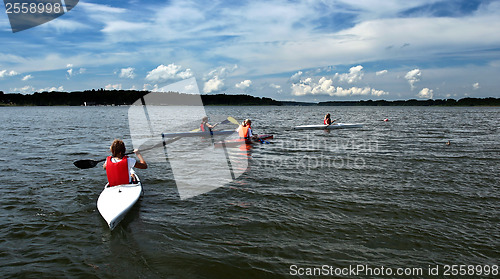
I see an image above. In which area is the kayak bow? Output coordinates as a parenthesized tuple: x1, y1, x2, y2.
(97, 169, 142, 230)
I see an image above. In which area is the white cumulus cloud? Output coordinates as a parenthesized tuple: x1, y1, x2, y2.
(291, 82, 312, 96)
(311, 77, 336, 95)
(376, 70, 388, 76)
(335, 65, 364, 83)
(235, 80, 252, 89)
(206, 65, 238, 79)
(22, 75, 33, 81)
(405, 69, 421, 90)
(291, 75, 388, 97)
(417, 88, 433, 99)
(472, 82, 480, 90)
(145, 64, 193, 82)
(203, 76, 224, 93)
(290, 71, 303, 83)
(202, 65, 238, 93)
(0, 69, 19, 78)
(333, 86, 388, 97)
(39, 86, 64, 92)
(105, 84, 122, 90)
(119, 67, 136, 79)
(12, 85, 35, 93)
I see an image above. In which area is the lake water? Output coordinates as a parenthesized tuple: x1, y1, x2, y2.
(0, 106, 499, 278)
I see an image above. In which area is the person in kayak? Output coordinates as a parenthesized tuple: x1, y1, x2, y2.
(200, 116, 216, 132)
(237, 119, 257, 139)
(103, 139, 147, 186)
(324, 113, 337, 125)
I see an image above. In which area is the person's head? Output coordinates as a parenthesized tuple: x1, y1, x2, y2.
(325, 113, 330, 118)
(202, 116, 209, 123)
(244, 119, 252, 126)
(110, 139, 126, 158)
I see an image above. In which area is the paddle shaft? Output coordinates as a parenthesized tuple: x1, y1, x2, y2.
(74, 116, 238, 169)
(73, 137, 181, 169)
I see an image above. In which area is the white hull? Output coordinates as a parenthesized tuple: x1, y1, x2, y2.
(97, 169, 142, 230)
(294, 123, 363, 130)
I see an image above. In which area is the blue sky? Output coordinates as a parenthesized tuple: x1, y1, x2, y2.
(1, 0, 500, 101)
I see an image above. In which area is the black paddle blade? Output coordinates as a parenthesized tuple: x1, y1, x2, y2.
(73, 159, 99, 169)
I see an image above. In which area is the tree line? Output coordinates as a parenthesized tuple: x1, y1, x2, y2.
(0, 90, 282, 106)
(0, 89, 498, 106)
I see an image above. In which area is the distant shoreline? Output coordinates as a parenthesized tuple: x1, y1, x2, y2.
(0, 90, 499, 107)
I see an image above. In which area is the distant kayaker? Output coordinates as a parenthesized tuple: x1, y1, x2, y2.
(103, 139, 147, 187)
(237, 119, 257, 139)
(200, 116, 215, 132)
(324, 113, 336, 125)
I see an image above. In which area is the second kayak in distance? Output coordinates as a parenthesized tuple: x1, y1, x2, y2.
(293, 123, 363, 130)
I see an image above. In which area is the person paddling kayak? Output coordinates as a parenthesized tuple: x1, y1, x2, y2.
(324, 113, 339, 126)
(200, 116, 215, 132)
(237, 119, 257, 139)
(324, 113, 333, 125)
(103, 139, 147, 186)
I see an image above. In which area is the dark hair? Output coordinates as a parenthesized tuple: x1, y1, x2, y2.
(111, 139, 126, 158)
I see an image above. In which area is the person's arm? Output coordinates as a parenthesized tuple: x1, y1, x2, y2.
(133, 149, 148, 169)
(249, 128, 258, 139)
(103, 161, 107, 170)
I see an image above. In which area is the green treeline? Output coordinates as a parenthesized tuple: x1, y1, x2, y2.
(201, 93, 281, 105)
(0, 90, 499, 106)
(0, 90, 281, 106)
(0, 90, 148, 106)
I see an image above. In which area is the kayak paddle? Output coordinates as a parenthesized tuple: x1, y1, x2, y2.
(227, 116, 240, 126)
(256, 137, 270, 144)
(73, 137, 181, 169)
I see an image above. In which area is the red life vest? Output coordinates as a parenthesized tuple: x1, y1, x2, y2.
(324, 118, 331, 125)
(106, 156, 130, 186)
(200, 123, 206, 132)
(238, 126, 250, 138)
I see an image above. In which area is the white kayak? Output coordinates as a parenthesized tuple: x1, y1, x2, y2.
(294, 123, 363, 130)
(97, 169, 142, 230)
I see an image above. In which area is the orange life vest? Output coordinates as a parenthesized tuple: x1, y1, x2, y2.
(238, 125, 250, 138)
(105, 156, 130, 186)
